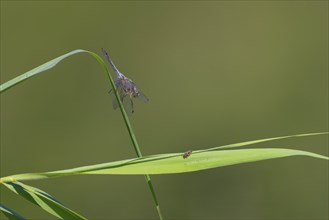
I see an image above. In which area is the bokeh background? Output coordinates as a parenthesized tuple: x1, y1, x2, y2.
(1, 1, 328, 219)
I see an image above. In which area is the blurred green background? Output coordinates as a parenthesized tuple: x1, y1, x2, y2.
(1, 1, 328, 219)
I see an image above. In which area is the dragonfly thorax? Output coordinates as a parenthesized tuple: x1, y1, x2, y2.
(117, 76, 140, 98)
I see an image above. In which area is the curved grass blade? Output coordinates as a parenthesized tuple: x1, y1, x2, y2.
(1, 148, 327, 182)
(0, 204, 27, 220)
(3, 182, 86, 220)
(0, 50, 87, 93)
(0, 49, 112, 96)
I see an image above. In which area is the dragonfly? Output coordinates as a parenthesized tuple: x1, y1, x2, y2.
(102, 48, 149, 115)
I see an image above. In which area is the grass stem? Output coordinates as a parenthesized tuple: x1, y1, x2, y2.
(97, 50, 163, 220)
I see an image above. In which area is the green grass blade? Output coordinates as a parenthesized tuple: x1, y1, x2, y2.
(203, 132, 329, 151)
(3, 182, 87, 220)
(0, 204, 27, 220)
(0, 50, 87, 93)
(0, 49, 110, 96)
(1, 148, 327, 182)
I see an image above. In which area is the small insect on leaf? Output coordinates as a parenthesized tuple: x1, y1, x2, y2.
(183, 150, 193, 159)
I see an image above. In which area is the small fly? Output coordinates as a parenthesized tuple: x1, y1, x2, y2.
(102, 48, 148, 115)
(183, 150, 193, 159)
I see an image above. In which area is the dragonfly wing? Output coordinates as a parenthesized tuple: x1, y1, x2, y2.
(110, 89, 133, 115)
(138, 91, 149, 103)
(110, 87, 126, 110)
(122, 97, 134, 116)
(109, 89, 119, 109)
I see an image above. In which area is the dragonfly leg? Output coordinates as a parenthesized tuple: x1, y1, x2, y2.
(130, 98, 134, 114)
(108, 85, 120, 94)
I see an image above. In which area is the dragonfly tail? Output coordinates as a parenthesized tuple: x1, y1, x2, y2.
(101, 48, 123, 77)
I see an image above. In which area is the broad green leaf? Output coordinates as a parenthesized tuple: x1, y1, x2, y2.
(3, 182, 86, 220)
(1, 148, 327, 182)
(0, 204, 26, 220)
